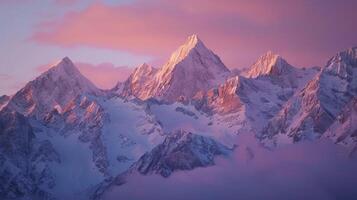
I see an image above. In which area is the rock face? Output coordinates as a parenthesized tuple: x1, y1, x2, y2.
(0, 108, 59, 199)
(121, 34, 230, 102)
(324, 97, 357, 148)
(262, 47, 357, 145)
(121, 63, 157, 99)
(129, 130, 232, 177)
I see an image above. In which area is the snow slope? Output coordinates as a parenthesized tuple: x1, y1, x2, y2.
(0, 59, 166, 200)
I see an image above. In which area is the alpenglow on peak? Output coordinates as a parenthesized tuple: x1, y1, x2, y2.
(245, 51, 294, 78)
(120, 34, 230, 101)
(164, 34, 205, 68)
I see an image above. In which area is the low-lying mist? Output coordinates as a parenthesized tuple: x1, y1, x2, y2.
(102, 134, 357, 200)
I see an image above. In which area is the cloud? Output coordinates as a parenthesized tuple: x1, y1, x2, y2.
(37, 61, 133, 89)
(30, 0, 357, 68)
(102, 134, 357, 200)
(75, 62, 133, 89)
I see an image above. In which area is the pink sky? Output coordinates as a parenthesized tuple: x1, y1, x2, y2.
(31, 0, 357, 68)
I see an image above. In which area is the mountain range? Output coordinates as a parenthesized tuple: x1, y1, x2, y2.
(0, 34, 356, 200)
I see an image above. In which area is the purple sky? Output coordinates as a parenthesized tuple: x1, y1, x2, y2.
(1, 0, 357, 95)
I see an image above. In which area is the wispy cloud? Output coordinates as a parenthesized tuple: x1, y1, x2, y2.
(30, 0, 357, 68)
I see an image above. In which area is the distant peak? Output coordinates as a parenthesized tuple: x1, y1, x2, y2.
(245, 51, 294, 78)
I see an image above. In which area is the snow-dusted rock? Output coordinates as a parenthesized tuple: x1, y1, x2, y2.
(120, 63, 157, 99)
(121, 34, 230, 101)
(129, 130, 232, 177)
(244, 51, 295, 78)
(91, 130, 233, 200)
(324, 97, 357, 149)
(0, 57, 165, 199)
(0, 108, 58, 200)
(243, 51, 319, 88)
(190, 51, 318, 136)
(262, 47, 357, 145)
(6, 57, 101, 118)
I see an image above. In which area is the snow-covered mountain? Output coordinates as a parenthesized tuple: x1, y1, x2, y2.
(191, 51, 318, 135)
(262, 47, 357, 146)
(120, 63, 157, 99)
(6, 57, 101, 119)
(242, 51, 319, 88)
(120, 34, 230, 102)
(244, 51, 295, 78)
(0, 58, 165, 199)
(0, 34, 356, 200)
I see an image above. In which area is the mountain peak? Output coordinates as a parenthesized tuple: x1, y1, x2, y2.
(120, 63, 157, 99)
(43, 56, 98, 91)
(185, 34, 201, 47)
(130, 63, 156, 83)
(49, 56, 79, 75)
(245, 51, 294, 78)
(121, 35, 229, 101)
(163, 34, 206, 69)
(60, 56, 72, 64)
(7, 56, 100, 117)
(153, 34, 229, 101)
(159, 33, 229, 77)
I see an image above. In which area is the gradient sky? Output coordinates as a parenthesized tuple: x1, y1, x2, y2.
(1, 0, 357, 95)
